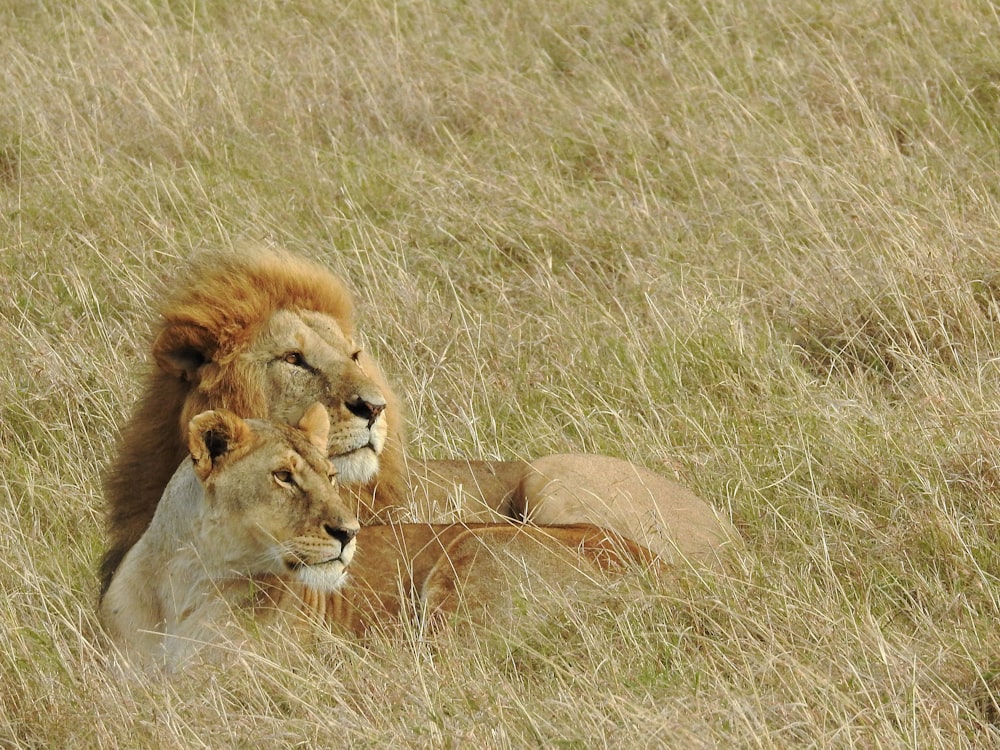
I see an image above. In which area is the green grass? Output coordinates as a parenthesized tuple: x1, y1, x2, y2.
(2, 0, 999, 746)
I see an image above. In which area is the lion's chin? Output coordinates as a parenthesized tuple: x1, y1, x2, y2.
(330, 445, 379, 486)
(294, 563, 350, 593)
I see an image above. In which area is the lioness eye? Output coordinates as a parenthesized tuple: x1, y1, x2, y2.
(283, 352, 305, 366)
(350, 350, 361, 363)
(328, 472, 337, 485)
(273, 470, 295, 487)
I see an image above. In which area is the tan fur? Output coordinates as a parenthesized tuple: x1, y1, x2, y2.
(101, 247, 740, 599)
(313, 522, 659, 637)
(100, 405, 360, 669)
(514, 454, 739, 569)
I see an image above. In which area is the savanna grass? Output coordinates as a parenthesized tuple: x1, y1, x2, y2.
(1, 0, 997, 746)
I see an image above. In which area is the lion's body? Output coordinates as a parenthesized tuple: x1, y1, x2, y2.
(100, 405, 360, 669)
(317, 521, 658, 636)
(101, 248, 740, 601)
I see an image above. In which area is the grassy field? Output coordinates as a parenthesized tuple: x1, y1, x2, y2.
(2, 0, 999, 746)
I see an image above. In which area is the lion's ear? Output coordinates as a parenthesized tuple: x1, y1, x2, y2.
(298, 402, 330, 452)
(188, 409, 251, 480)
(153, 323, 217, 382)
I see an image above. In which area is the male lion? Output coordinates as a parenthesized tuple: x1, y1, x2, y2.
(101, 404, 656, 669)
(101, 248, 739, 596)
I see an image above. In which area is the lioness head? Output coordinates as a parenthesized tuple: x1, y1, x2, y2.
(188, 403, 360, 592)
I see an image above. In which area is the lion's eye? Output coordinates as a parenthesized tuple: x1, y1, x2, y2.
(283, 352, 305, 367)
(273, 470, 295, 488)
(350, 350, 361, 363)
(328, 472, 337, 486)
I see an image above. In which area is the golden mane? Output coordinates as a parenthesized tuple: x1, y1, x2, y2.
(100, 248, 408, 594)
(152, 248, 356, 363)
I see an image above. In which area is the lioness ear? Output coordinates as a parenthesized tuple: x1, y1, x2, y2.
(153, 323, 217, 382)
(188, 409, 251, 480)
(298, 402, 330, 452)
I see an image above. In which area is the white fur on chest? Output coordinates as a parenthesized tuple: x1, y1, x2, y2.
(100, 462, 260, 669)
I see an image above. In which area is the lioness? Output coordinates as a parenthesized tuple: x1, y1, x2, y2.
(100, 404, 359, 668)
(101, 248, 740, 596)
(101, 404, 657, 669)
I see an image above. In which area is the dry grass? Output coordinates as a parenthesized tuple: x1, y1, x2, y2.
(1, 0, 998, 746)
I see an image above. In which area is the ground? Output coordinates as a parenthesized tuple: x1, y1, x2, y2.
(0, 0, 997, 746)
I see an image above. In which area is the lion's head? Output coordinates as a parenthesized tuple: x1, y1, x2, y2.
(161, 305, 391, 487)
(101, 248, 407, 595)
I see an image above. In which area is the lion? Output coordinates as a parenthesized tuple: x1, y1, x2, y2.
(100, 404, 657, 668)
(100, 247, 740, 597)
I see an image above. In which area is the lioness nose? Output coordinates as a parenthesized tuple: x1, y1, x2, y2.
(346, 395, 385, 428)
(324, 523, 358, 547)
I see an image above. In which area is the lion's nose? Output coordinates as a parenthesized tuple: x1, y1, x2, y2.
(324, 523, 358, 548)
(346, 395, 385, 428)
